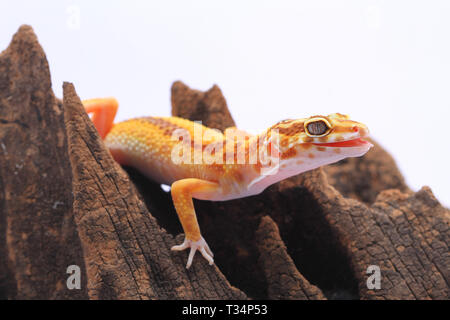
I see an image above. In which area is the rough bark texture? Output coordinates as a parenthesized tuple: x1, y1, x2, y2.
(255, 216, 326, 300)
(171, 80, 235, 131)
(0, 25, 85, 300)
(0, 25, 448, 300)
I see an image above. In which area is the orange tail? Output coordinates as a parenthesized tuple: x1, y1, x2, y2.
(82, 98, 118, 139)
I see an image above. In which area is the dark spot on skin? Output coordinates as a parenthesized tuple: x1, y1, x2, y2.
(280, 138, 289, 147)
(276, 122, 305, 136)
(141, 117, 184, 136)
(316, 146, 326, 152)
(308, 153, 315, 159)
(300, 143, 312, 150)
(233, 170, 244, 183)
(281, 147, 297, 159)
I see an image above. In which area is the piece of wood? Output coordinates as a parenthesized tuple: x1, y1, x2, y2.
(171, 80, 235, 132)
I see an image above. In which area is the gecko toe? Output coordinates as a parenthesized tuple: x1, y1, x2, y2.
(172, 237, 215, 269)
(186, 247, 196, 269)
(200, 247, 214, 265)
(171, 239, 189, 251)
(204, 242, 214, 258)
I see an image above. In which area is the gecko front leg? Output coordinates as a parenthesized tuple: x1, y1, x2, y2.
(170, 178, 220, 269)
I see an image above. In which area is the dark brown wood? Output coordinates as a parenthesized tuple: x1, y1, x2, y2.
(0, 25, 86, 300)
(171, 80, 235, 131)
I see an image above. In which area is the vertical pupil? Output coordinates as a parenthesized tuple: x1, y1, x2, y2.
(307, 121, 328, 135)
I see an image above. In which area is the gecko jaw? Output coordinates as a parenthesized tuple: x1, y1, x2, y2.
(312, 138, 373, 148)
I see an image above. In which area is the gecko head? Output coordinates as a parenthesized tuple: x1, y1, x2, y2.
(266, 113, 373, 169)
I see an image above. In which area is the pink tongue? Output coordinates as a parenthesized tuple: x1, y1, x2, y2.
(313, 138, 371, 147)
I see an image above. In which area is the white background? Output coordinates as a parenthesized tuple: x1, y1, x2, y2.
(1, 0, 449, 207)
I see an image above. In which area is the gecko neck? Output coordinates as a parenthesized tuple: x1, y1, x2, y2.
(244, 144, 349, 196)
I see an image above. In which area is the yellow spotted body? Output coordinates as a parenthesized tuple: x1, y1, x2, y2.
(104, 117, 253, 196)
(105, 117, 220, 184)
(84, 98, 372, 269)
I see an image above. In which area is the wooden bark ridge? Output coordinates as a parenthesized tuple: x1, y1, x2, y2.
(0, 25, 448, 300)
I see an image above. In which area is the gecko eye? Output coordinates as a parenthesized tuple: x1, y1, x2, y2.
(305, 118, 331, 137)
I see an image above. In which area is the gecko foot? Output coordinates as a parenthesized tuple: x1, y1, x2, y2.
(171, 237, 214, 269)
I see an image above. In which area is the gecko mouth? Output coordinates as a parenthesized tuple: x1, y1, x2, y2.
(312, 138, 372, 148)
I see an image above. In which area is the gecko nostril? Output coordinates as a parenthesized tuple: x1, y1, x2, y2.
(352, 126, 359, 132)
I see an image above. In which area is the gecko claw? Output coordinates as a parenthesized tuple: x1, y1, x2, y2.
(171, 237, 214, 269)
